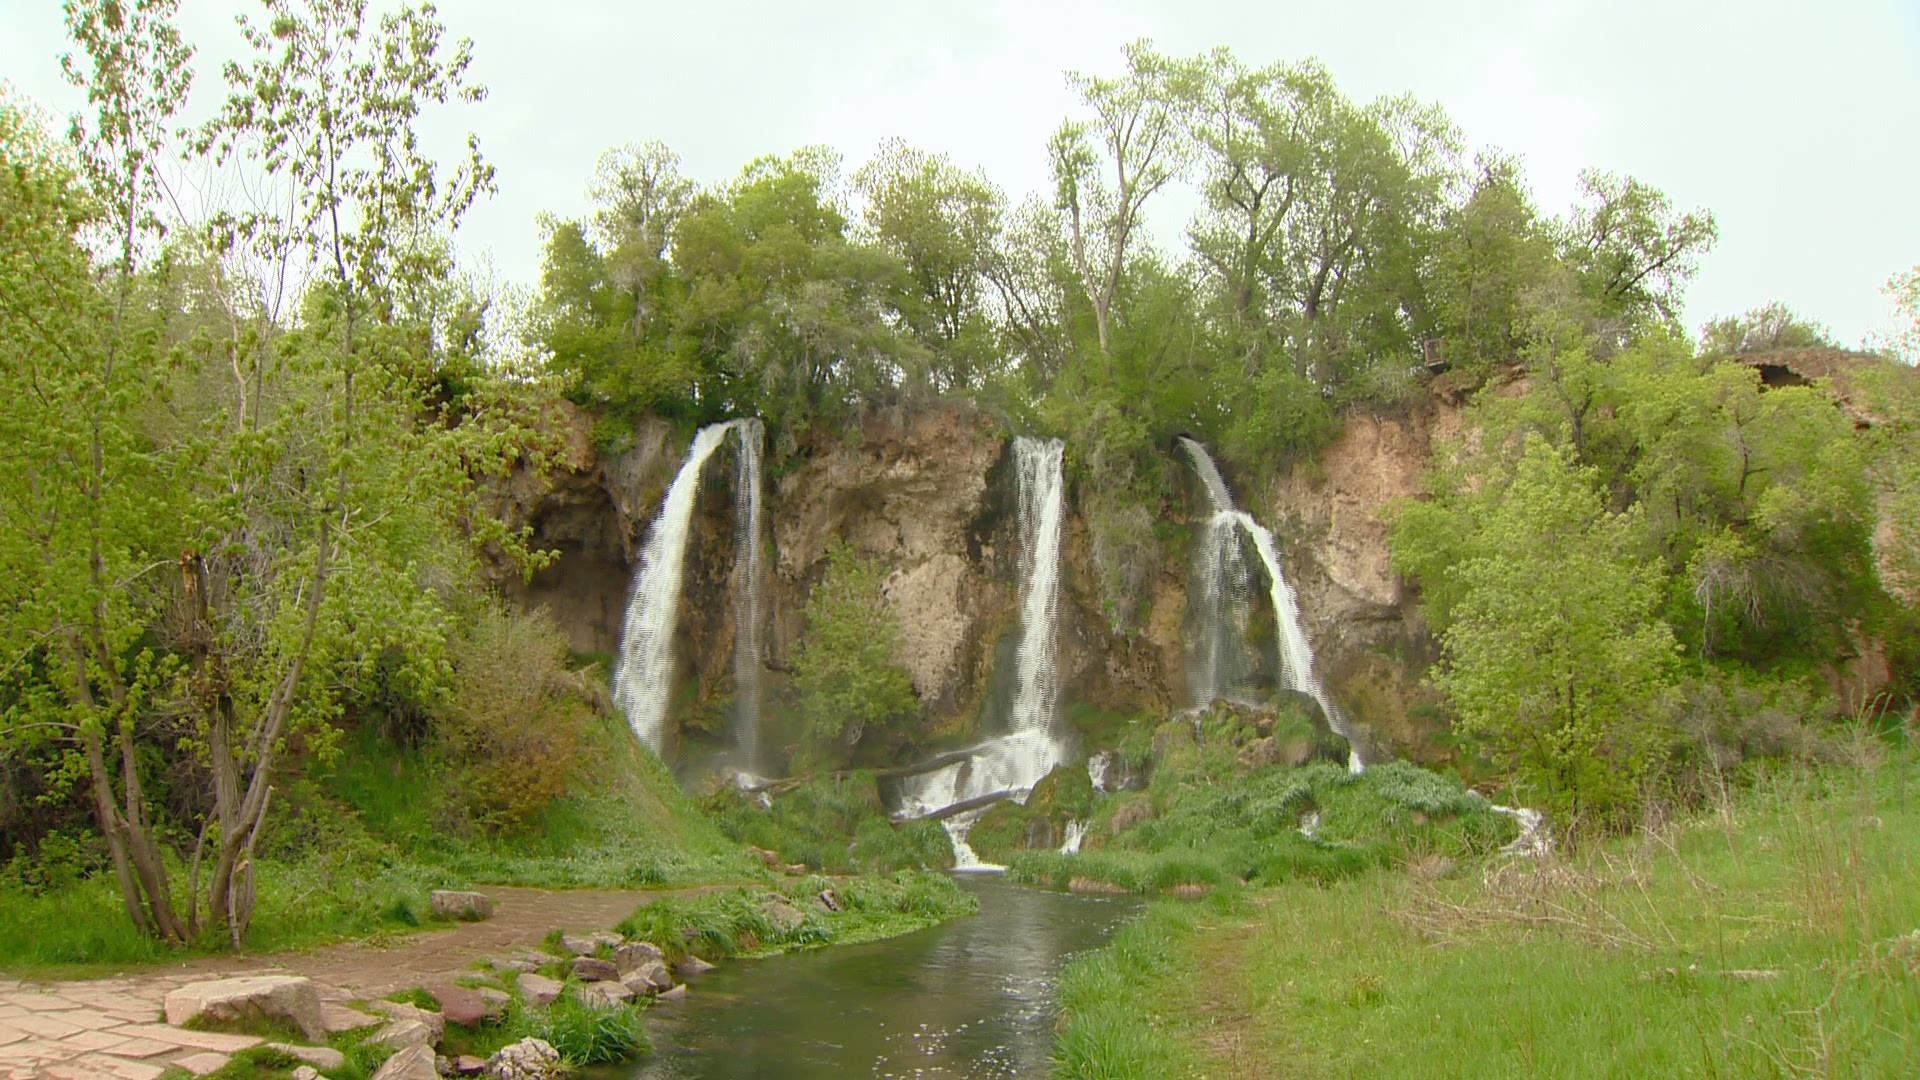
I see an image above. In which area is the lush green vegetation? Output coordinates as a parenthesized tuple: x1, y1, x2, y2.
(995, 709, 1513, 896)
(787, 543, 923, 768)
(701, 772, 954, 874)
(1051, 748, 1920, 1078)
(614, 872, 977, 960)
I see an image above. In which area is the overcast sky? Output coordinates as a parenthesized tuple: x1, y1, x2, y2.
(3, 0, 1916, 345)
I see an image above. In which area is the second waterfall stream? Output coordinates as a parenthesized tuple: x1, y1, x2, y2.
(1180, 437, 1363, 772)
(894, 437, 1070, 864)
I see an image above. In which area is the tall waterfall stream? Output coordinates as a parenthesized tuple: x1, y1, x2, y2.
(892, 437, 1070, 839)
(612, 418, 765, 764)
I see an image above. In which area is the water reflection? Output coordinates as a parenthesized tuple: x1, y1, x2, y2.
(613, 877, 1139, 1079)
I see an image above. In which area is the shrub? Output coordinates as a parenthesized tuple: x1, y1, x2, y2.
(524, 996, 648, 1065)
(435, 607, 588, 833)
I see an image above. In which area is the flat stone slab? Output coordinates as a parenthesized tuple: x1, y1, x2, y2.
(369, 1042, 440, 1080)
(515, 973, 562, 1008)
(163, 976, 325, 1042)
(429, 890, 495, 922)
(266, 1042, 347, 1069)
(320, 1003, 381, 1034)
(174, 1050, 231, 1076)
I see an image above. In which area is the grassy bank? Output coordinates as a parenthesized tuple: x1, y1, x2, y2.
(0, 711, 761, 976)
(1051, 754, 1920, 1077)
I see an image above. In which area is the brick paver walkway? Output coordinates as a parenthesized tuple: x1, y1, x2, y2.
(0, 885, 684, 1078)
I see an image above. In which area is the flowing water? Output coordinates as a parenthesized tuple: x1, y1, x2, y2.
(1178, 438, 1363, 770)
(613, 419, 765, 759)
(612, 877, 1139, 1080)
(893, 438, 1069, 821)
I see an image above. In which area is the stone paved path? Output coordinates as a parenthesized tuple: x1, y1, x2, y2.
(0, 885, 694, 1079)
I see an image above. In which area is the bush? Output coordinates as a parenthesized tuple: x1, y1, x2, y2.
(702, 772, 952, 873)
(435, 607, 588, 833)
(524, 996, 648, 1065)
(789, 543, 921, 767)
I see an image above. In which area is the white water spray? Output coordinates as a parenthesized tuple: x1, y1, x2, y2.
(1178, 438, 1363, 771)
(730, 419, 767, 770)
(894, 438, 1069, 825)
(612, 419, 765, 759)
(1059, 820, 1088, 855)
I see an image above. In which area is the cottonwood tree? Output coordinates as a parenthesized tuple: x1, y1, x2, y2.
(1558, 170, 1717, 332)
(169, 0, 506, 945)
(0, 0, 196, 943)
(1049, 41, 1197, 359)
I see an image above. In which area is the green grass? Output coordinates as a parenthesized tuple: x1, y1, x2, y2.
(1051, 756, 1920, 1078)
(615, 871, 977, 962)
(1006, 759, 1513, 896)
(0, 711, 762, 978)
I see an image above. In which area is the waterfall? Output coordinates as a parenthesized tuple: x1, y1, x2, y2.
(612, 419, 765, 759)
(1178, 438, 1363, 771)
(893, 437, 1069, 825)
(943, 809, 1006, 873)
(1059, 820, 1088, 855)
(730, 418, 767, 771)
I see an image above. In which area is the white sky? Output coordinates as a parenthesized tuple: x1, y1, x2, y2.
(3, 0, 1916, 345)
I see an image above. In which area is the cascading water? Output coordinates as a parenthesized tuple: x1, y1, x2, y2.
(892, 438, 1069, 827)
(1179, 438, 1363, 772)
(729, 419, 767, 772)
(612, 419, 765, 760)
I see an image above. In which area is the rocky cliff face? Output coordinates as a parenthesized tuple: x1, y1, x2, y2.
(487, 398, 1471, 766)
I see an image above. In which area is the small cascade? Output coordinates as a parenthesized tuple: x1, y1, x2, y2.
(895, 437, 1069, 829)
(943, 809, 1006, 873)
(1178, 438, 1363, 771)
(1059, 820, 1088, 855)
(612, 418, 765, 759)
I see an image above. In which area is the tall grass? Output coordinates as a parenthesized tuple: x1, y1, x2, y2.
(1052, 753, 1920, 1077)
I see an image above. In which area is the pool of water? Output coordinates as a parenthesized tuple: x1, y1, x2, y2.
(608, 876, 1140, 1079)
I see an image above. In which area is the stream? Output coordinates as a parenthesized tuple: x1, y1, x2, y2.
(608, 876, 1141, 1079)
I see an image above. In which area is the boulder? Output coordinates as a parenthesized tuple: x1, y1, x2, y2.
(515, 973, 563, 1008)
(556, 934, 598, 957)
(760, 897, 806, 934)
(430, 984, 505, 1027)
(449, 1054, 488, 1075)
(574, 980, 634, 1008)
(655, 984, 689, 1003)
(368, 1000, 446, 1044)
(370, 1018, 436, 1051)
(163, 975, 326, 1042)
(265, 1043, 346, 1070)
(674, 956, 717, 979)
(587, 930, 624, 950)
(620, 960, 672, 996)
(292, 1068, 322, 1080)
(746, 845, 780, 869)
(1068, 876, 1129, 895)
(612, 940, 665, 973)
(429, 890, 495, 921)
(570, 956, 619, 982)
(1237, 737, 1281, 769)
(486, 1036, 564, 1080)
(489, 955, 540, 975)
(476, 987, 512, 1016)
(368, 1043, 439, 1080)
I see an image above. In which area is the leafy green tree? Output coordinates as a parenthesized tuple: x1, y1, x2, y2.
(1049, 41, 1197, 358)
(1557, 169, 1717, 332)
(789, 542, 919, 766)
(1397, 437, 1679, 823)
(1698, 301, 1835, 355)
(854, 139, 1005, 392)
(1428, 154, 1555, 373)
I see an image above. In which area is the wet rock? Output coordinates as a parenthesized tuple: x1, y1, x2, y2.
(515, 973, 563, 1007)
(485, 1037, 564, 1080)
(620, 960, 672, 996)
(612, 940, 665, 973)
(266, 1043, 346, 1070)
(674, 956, 717, 979)
(429, 890, 495, 921)
(369, 1043, 439, 1080)
(655, 984, 689, 1003)
(570, 956, 620, 982)
(164, 975, 327, 1042)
